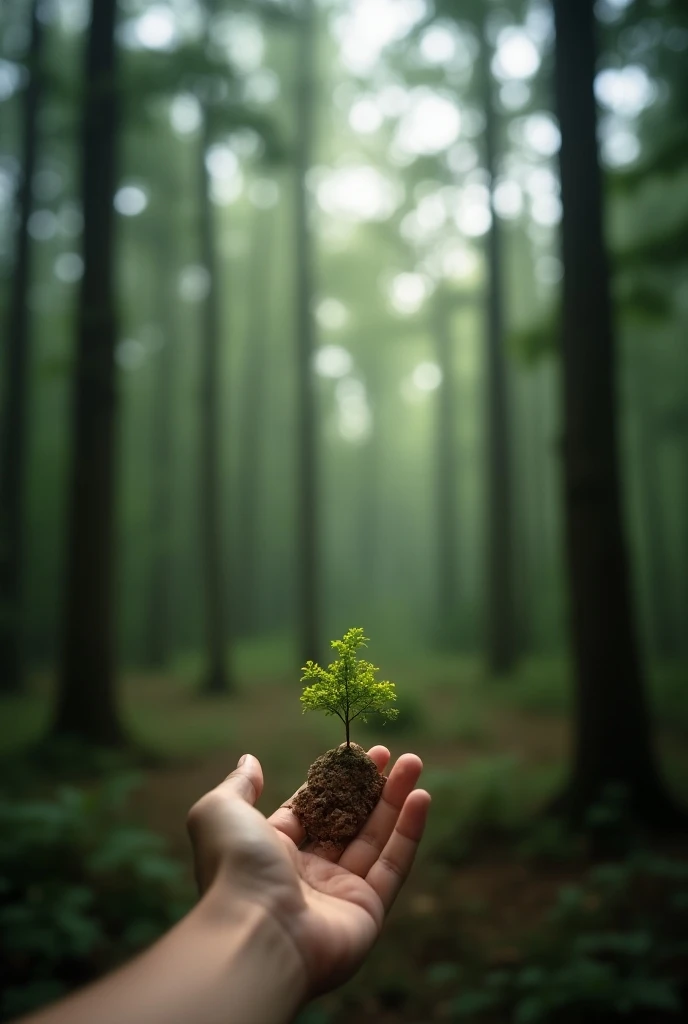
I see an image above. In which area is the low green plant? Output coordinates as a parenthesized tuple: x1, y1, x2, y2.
(517, 818, 585, 864)
(437, 849, 688, 1022)
(430, 756, 546, 862)
(0, 774, 191, 1020)
(300, 628, 398, 747)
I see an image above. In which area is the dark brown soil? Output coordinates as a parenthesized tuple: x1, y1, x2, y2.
(292, 743, 385, 846)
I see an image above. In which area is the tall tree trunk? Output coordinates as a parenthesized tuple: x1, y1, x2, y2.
(53, 0, 124, 744)
(683, 432, 688, 657)
(0, 0, 43, 694)
(294, 0, 319, 665)
(512, 371, 535, 655)
(480, 25, 516, 677)
(631, 353, 677, 661)
(235, 204, 272, 637)
(198, 111, 232, 693)
(523, 366, 549, 650)
(551, 0, 680, 824)
(143, 231, 178, 669)
(433, 290, 460, 647)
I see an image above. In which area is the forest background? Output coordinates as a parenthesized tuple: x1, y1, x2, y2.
(1, 0, 687, 1021)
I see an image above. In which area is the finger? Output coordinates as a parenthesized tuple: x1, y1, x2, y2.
(338, 753, 423, 876)
(365, 789, 431, 912)
(269, 745, 391, 848)
(364, 745, 392, 774)
(214, 754, 264, 806)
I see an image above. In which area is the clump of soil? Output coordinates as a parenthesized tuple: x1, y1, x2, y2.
(293, 743, 385, 847)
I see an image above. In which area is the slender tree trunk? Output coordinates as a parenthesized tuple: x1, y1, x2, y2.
(235, 205, 272, 637)
(53, 0, 124, 744)
(433, 290, 460, 647)
(479, 24, 516, 676)
(198, 111, 232, 694)
(524, 366, 548, 649)
(682, 433, 688, 656)
(631, 353, 677, 660)
(143, 231, 178, 669)
(0, 1, 43, 694)
(512, 371, 534, 655)
(551, 0, 680, 825)
(294, 0, 319, 665)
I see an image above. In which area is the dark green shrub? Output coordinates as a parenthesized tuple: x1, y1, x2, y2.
(437, 850, 688, 1022)
(0, 774, 192, 1020)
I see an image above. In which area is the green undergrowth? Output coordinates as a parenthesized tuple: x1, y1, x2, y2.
(443, 851, 688, 1023)
(424, 756, 564, 858)
(302, 841, 688, 1024)
(0, 774, 192, 1021)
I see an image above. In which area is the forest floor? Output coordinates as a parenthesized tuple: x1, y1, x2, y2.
(2, 651, 688, 1022)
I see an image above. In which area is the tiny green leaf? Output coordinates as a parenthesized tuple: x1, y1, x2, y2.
(300, 627, 398, 747)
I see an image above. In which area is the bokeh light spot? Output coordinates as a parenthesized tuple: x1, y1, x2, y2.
(412, 361, 443, 391)
(114, 186, 148, 217)
(178, 265, 210, 303)
(492, 29, 541, 81)
(54, 252, 84, 284)
(316, 299, 349, 331)
(314, 345, 353, 379)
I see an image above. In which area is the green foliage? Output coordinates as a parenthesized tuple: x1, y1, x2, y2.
(438, 850, 688, 1022)
(612, 126, 688, 190)
(517, 818, 584, 864)
(300, 628, 398, 745)
(619, 216, 688, 269)
(0, 775, 191, 1020)
(429, 756, 553, 862)
(510, 317, 557, 365)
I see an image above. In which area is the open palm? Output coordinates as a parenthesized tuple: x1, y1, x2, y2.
(187, 746, 430, 996)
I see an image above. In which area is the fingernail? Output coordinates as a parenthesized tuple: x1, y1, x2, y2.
(237, 754, 248, 767)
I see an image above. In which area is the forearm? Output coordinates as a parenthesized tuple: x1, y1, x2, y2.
(22, 884, 308, 1024)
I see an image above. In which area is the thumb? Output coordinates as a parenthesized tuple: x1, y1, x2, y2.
(216, 754, 264, 806)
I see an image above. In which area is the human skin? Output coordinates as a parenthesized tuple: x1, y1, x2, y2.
(18, 745, 430, 1024)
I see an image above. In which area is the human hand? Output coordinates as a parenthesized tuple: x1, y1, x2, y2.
(187, 746, 430, 998)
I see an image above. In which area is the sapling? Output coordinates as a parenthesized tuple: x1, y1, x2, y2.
(300, 627, 398, 748)
(292, 628, 398, 847)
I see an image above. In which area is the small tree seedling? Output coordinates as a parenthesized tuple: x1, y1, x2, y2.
(300, 627, 398, 748)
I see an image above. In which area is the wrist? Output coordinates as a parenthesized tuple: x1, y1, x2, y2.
(196, 880, 309, 1022)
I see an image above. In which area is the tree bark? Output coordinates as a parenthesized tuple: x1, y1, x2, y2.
(198, 111, 233, 694)
(479, 25, 516, 677)
(53, 0, 124, 744)
(0, 0, 43, 694)
(683, 433, 688, 657)
(143, 230, 179, 669)
(631, 352, 677, 660)
(551, 0, 681, 825)
(433, 291, 460, 647)
(294, 0, 319, 665)
(235, 204, 272, 637)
